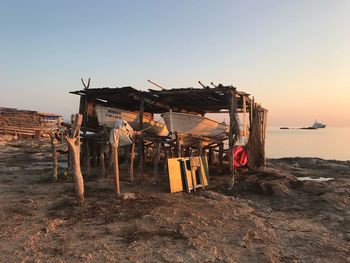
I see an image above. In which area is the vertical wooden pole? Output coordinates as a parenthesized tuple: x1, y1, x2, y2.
(111, 130, 120, 196)
(251, 97, 255, 128)
(138, 96, 144, 174)
(197, 141, 202, 157)
(152, 142, 161, 177)
(218, 143, 224, 174)
(84, 138, 90, 177)
(92, 139, 98, 168)
(99, 138, 106, 177)
(82, 91, 88, 176)
(169, 145, 174, 158)
(229, 92, 234, 173)
(184, 146, 190, 157)
(243, 95, 247, 137)
(262, 109, 268, 142)
(129, 133, 136, 183)
(249, 97, 253, 130)
(175, 132, 181, 157)
(262, 109, 268, 168)
(123, 146, 129, 164)
(208, 148, 213, 165)
(144, 144, 149, 164)
(82, 95, 88, 130)
(108, 144, 113, 175)
(49, 132, 58, 180)
(229, 90, 236, 186)
(162, 143, 168, 175)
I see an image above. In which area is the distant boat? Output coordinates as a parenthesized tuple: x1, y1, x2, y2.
(311, 121, 326, 129)
(95, 105, 168, 136)
(161, 111, 228, 145)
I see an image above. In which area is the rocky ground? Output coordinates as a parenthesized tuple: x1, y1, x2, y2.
(0, 138, 349, 262)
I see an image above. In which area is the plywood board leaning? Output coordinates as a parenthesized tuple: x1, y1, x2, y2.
(167, 156, 209, 193)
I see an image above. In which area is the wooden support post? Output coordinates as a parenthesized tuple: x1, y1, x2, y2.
(108, 144, 113, 174)
(175, 132, 181, 157)
(81, 78, 90, 138)
(144, 144, 149, 164)
(262, 109, 268, 167)
(138, 96, 145, 174)
(92, 139, 98, 167)
(81, 83, 89, 174)
(111, 129, 120, 196)
(184, 146, 190, 157)
(129, 133, 136, 183)
(152, 142, 161, 177)
(208, 148, 213, 165)
(262, 109, 268, 143)
(243, 95, 247, 137)
(229, 90, 236, 186)
(218, 143, 224, 174)
(49, 132, 58, 180)
(169, 145, 174, 158)
(65, 114, 84, 206)
(123, 146, 129, 164)
(84, 138, 90, 177)
(99, 138, 106, 177)
(137, 136, 144, 174)
(197, 141, 203, 157)
(162, 143, 168, 176)
(250, 97, 255, 129)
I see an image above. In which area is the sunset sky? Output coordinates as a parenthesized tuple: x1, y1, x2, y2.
(1, 0, 349, 127)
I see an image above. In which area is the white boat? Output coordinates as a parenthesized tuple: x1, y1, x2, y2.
(161, 112, 228, 145)
(95, 105, 168, 136)
(312, 121, 326, 129)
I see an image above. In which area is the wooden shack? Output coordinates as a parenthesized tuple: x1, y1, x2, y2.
(0, 107, 63, 138)
(70, 83, 267, 186)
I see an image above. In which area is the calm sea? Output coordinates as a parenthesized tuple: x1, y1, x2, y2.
(266, 127, 350, 161)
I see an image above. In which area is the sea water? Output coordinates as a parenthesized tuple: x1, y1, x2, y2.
(266, 127, 350, 161)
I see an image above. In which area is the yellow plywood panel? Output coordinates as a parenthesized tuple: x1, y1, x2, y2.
(167, 156, 209, 193)
(167, 158, 185, 193)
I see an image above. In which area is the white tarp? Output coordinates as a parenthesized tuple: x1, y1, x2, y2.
(109, 119, 133, 147)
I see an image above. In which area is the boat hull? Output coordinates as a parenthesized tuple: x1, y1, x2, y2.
(161, 112, 228, 145)
(95, 106, 168, 136)
(312, 121, 327, 129)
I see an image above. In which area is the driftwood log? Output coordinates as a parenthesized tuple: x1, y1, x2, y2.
(65, 114, 84, 206)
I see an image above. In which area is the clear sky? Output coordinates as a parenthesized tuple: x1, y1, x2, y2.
(1, 0, 349, 126)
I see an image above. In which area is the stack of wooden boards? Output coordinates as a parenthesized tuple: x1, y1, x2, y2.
(0, 107, 62, 138)
(167, 156, 209, 193)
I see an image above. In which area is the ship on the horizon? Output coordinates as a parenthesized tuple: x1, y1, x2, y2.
(312, 121, 326, 129)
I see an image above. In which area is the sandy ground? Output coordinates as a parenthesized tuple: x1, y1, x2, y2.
(0, 138, 349, 262)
